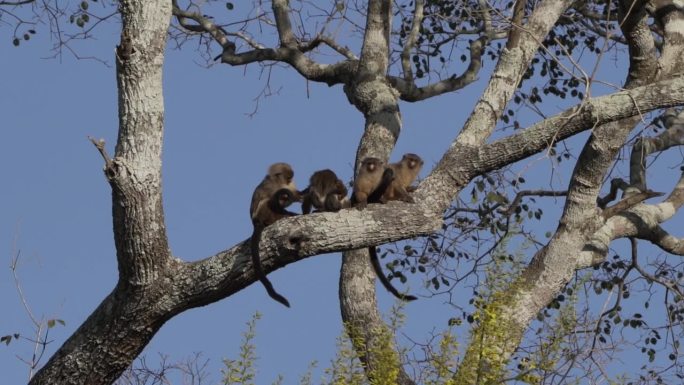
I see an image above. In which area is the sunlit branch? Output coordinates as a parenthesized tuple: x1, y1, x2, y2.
(400, 0, 424, 84)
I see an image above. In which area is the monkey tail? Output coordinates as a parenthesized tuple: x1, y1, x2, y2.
(251, 226, 291, 308)
(368, 247, 417, 301)
(367, 167, 395, 203)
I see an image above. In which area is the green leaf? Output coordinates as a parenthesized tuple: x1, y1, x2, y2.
(486, 192, 506, 204)
(1, 335, 11, 345)
(47, 319, 56, 328)
(226, 2, 234, 10)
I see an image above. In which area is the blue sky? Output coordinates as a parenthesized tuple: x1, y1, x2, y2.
(1, 9, 682, 385)
(0, 19, 479, 384)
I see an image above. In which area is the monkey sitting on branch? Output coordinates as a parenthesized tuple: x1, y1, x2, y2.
(301, 169, 350, 214)
(249, 162, 301, 308)
(368, 153, 423, 203)
(351, 155, 423, 301)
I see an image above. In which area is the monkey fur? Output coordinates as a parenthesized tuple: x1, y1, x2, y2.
(351, 157, 393, 209)
(250, 162, 300, 308)
(351, 156, 418, 302)
(368, 153, 423, 203)
(301, 169, 350, 214)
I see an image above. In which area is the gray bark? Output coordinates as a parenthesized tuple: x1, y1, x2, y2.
(27, 1, 684, 384)
(31, 0, 173, 383)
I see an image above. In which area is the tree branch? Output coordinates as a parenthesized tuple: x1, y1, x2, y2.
(171, 0, 355, 86)
(630, 108, 684, 190)
(400, 0, 424, 84)
(390, 37, 486, 102)
(175, 203, 442, 307)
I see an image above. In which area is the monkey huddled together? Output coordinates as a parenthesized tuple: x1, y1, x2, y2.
(249, 153, 424, 307)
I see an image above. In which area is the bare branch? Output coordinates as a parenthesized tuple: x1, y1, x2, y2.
(391, 37, 486, 102)
(498, 189, 567, 216)
(597, 178, 629, 208)
(630, 108, 684, 190)
(506, 0, 527, 49)
(631, 239, 684, 297)
(639, 225, 684, 256)
(400, 0, 424, 84)
(0, 0, 34, 5)
(171, 1, 355, 86)
(602, 190, 664, 219)
(272, 0, 296, 47)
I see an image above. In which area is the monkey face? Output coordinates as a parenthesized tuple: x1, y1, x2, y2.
(362, 157, 383, 172)
(268, 163, 294, 182)
(403, 153, 423, 169)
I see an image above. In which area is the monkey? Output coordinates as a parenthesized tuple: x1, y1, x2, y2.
(350, 157, 393, 209)
(250, 162, 301, 308)
(351, 156, 418, 302)
(301, 169, 350, 214)
(368, 153, 424, 203)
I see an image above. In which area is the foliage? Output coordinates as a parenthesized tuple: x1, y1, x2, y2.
(221, 312, 261, 385)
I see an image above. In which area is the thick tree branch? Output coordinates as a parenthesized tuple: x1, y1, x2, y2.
(272, 0, 296, 47)
(357, 0, 392, 79)
(416, 74, 684, 213)
(639, 225, 684, 255)
(174, 203, 442, 306)
(416, 0, 575, 211)
(450, 5, 659, 382)
(30, 1, 174, 384)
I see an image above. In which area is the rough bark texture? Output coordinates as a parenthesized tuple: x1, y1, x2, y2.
(27, 1, 684, 384)
(30, 1, 173, 384)
(339, 1, 415, 383)
(452, 2, 682, 382)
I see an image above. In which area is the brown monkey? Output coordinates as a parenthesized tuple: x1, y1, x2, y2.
(351, 157, 393, 209)
(250, 162, 300, 308)
(368, 153, 423, 203)
(301, 169, 350, 214)
(351, 156, 418, 302)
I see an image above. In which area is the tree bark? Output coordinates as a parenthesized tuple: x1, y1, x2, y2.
(26, 1, 684, 384)
(30, 0, 172, 383)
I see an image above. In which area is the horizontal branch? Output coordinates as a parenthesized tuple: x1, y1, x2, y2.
(640, 225, 684, 255)
(172, 202, 442, 308)
(481, 76, 684, 174)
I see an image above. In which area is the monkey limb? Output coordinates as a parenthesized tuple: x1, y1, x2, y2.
(368, 153, 423, 203)
(250, 163, 300, 308)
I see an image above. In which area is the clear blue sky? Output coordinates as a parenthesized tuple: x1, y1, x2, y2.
(1, 11, 681, 385)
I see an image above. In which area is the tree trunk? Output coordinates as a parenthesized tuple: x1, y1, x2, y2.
(30, 1, 172, 384)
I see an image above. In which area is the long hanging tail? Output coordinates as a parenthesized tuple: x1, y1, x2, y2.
(251, 226, 291, 307)
(368, 247, 417, 301)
